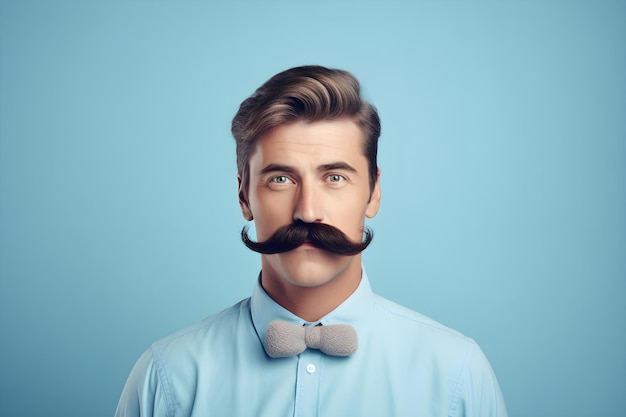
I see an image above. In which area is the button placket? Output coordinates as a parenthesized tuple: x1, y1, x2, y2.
(294, 349, 322, 417)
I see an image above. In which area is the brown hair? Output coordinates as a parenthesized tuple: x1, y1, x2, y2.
(232, 65, 381, 202)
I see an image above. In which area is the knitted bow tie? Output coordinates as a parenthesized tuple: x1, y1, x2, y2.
(264, 320, 359, 358)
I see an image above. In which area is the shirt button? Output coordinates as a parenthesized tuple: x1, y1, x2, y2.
(306, 364, 316, 374)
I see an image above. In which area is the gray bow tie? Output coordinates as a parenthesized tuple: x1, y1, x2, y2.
(264, 320, 358, 358)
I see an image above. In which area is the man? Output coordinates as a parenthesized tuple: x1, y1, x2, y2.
(115, 65, 508, 416)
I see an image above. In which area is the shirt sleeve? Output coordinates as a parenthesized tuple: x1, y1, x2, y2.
(114, 348, 172, 417)
(450, 341, 508, 417)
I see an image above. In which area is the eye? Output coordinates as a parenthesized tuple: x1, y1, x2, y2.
(327, 174, 345, 183)
(269, 175, 292, 184)
(267, 175, 293, 190)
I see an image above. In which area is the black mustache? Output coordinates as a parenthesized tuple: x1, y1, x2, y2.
(241, 221, 373, 255)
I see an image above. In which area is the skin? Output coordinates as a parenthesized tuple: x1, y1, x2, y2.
(239, 119, 381, 322)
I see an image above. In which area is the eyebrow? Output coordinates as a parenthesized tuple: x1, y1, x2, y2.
(317, 162, 358, 174)
(258, 164, 297, 175)
(258, 162, 358, 176)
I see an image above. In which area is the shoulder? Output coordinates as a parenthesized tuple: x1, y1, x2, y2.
(370, 293, 485, 375)
(152, 298, 250, 350)
(370, 294, 508, 417)
(141, 297, 256, 370)
(372, 293, 472, 343)
(115, 298, 255, 417)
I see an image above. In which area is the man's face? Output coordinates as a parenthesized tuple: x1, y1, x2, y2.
(239, 119, 381, 290)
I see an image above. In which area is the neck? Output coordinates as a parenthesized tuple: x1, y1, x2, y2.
(260, 256, 362, 322)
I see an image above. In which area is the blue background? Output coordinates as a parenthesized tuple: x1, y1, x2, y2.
(1, 1, 624, 416)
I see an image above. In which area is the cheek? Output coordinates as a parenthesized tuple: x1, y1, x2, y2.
(334, 204, 368, 235)
(250, 197, 293, 235)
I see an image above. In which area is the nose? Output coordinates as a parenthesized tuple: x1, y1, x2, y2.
(293, 181, 323, 224)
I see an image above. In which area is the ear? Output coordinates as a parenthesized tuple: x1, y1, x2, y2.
(238, 175, 254, 221)
(365, 168, 381, 219)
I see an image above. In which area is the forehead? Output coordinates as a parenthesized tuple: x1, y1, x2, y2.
(250, 119, 366, 170)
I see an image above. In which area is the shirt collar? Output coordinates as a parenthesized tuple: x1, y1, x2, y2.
(250, 268, 375, 354)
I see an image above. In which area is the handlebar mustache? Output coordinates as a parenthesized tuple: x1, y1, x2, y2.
(241, 220, 373, 255)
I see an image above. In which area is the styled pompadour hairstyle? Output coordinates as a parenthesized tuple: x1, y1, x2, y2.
(231, 65, 381, 202)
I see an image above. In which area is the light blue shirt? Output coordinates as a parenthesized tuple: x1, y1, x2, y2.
(115, 271, 507, 417)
